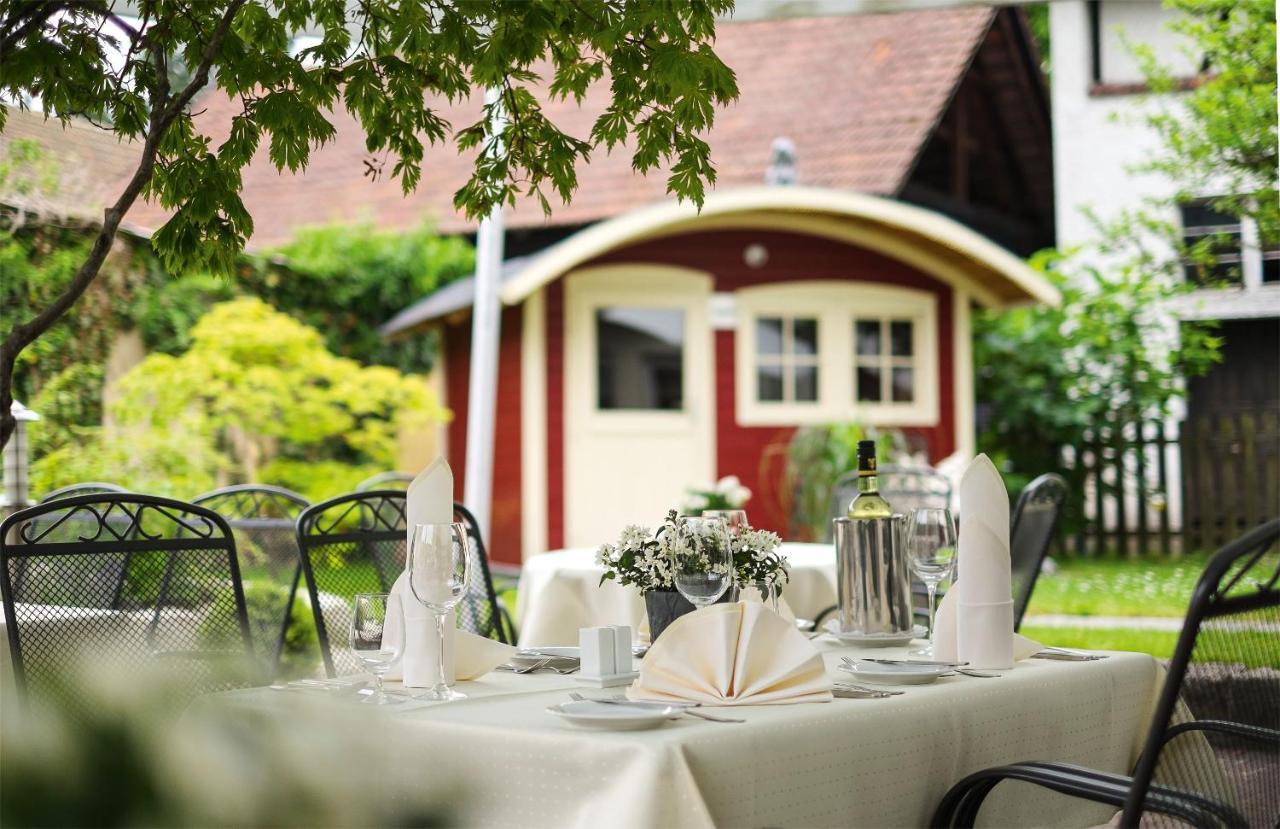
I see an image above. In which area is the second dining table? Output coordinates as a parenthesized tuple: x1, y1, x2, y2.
(515, 543, 839, 646)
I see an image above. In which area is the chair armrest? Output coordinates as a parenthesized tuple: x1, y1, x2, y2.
(930, 761, 1246, 828)
(1163, 718, 1280, 748)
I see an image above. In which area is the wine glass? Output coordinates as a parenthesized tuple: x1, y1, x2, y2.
(349, 593, 404, 706)
(706, 508, 777, 613)
(905, 507, 957, 656)
(673, 516, 733, 609)
(407, 522, 471, 702)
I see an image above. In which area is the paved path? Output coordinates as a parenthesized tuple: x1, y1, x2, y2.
(1025, 614, 1280, 633)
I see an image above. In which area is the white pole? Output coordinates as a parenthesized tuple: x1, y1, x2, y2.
(463, 88, 505, 544)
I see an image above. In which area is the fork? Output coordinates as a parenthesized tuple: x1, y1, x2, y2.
(835, 682, 904, 696)
(568, 692, 745, 723)
(513, 658, 551, 674)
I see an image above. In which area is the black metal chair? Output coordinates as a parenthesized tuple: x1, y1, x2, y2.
(931, 518, 1280, 829)
(192, 485, 310, 673)
(293, 492, 512, 678)
(1010, 473, 1067, 630)
(355, 472, 414, 491)
(0, 493, 255, 708)
(38, 482, 130, 502)
(453, 502, 516, 645)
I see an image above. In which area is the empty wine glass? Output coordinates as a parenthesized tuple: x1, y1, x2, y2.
(350, 592, 404, 705)
(706, 509, 777, 613)
(905, 507, 957, 656)
(407, 522, 471, 702)
(673, 516, 733, 609)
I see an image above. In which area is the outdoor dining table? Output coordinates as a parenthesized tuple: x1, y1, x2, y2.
(516, 543, 839, 646)
(215, 641, 1163, 828)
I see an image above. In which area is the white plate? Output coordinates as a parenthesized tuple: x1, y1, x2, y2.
(822, 622, 927, 647)
(840, 660, 951, 685)
(545, 700, 677, 730)
(512, 646, 581, 666)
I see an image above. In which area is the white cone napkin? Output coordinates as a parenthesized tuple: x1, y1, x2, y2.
(628, 602, 832, 706)
(953, 454, 1015, 668)
(383, 458, 459, 686)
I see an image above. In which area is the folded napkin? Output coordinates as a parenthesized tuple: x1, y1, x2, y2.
(628, 601, 833, 706)
(932, 587, 1042, 663)
(933, 454, 1017, 669)
(384, 626, 515, 682)
(385, 458, 458, 687)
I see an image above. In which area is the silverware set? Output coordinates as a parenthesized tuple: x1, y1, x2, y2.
(498, 658, 581, 675)
(839, 656, 1004, 679)
(833, 683, 902, 699)
(568, 692, 746, 723)
(1030, 647, 1107, 661)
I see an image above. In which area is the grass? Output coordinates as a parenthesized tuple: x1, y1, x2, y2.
(1023, 554, 1208, 619)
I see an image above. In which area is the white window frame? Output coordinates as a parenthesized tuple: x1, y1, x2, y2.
(734, 281, 939, 427)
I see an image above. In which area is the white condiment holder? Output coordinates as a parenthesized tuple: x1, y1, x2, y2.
(578, 625, 639, 687)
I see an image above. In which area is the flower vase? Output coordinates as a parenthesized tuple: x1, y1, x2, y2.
(644, 586, 739, 643)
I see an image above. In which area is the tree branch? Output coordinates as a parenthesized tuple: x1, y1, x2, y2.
(0, 1, 64, 56)
(0, 0, 248, 449)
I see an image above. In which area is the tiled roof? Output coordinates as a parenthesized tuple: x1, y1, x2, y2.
(0, 106, 144, 226)
(124, 6, 994, 248)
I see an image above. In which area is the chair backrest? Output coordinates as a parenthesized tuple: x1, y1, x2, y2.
(38, 482, 130, 502)
(294, 491, 409, 678)
(355, 472, 414, 492)
(0, 494, 254, 708)
(1123, 518, 1280, 828)
(827, 464, 952, 540)
(192, 485, 310, 671)
(453, 503, 514, 645)
(293, 493, 515, 676)
(1009, 473, 1067, 630)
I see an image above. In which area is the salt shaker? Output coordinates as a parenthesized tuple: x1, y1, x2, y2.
(609, 625, 632, 674)
(579, 627, 616, 679)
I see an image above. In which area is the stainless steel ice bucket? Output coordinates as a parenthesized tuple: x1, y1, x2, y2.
(833, 515, 913, 634)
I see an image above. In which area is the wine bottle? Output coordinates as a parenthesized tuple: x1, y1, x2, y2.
(847, 439, 892, 520)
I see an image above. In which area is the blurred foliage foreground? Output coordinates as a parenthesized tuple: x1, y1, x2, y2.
(1, 657, 455, 828)
(30, 297, 448, 501)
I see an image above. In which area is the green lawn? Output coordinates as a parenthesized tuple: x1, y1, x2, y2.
(1023, 554, 1208, 619)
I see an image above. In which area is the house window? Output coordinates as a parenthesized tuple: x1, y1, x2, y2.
(755, 316, 819, 403)
(854, 319, 915, 404)
(596, 307, 684, 410)
(1180, 200, 1244, 286)
(734, 281, 939, 427)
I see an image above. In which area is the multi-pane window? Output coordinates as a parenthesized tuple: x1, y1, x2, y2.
(755, 316, 819, 403)
(854, 318, 915, 404)
(1180, 200, 1244, 286)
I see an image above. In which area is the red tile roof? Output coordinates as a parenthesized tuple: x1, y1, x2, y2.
(125, 6, 995, 248)
(0, 107, 144, 226)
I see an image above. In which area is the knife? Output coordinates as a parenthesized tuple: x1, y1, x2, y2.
(845, 657, 969, 668)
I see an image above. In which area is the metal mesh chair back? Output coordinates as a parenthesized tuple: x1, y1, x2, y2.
(192, 485, 309, 671)
(295, 491, 408, 677)
(355, 472, 414, 492)
(1009, 473, 1067, 630)
(0, 494, 254, 711)
(453, 503, 514, 644)
(38, 482, 130, 502)
(1124, 519, 1280, 827)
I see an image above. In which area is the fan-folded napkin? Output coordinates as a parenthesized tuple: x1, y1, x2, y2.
(932, 454, 1039, 668)
(628, 601, 832, 706)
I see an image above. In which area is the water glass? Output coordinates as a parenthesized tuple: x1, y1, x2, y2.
(905, 507, 957, 652)
(701, 509, 748, 536)
(407, 522, 471, 702)
(673, 516, 733, 609)
(350, 592, 404, 705)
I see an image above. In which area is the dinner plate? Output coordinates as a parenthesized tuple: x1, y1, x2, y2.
(839, 660, 951, 685)
(545, 700, 677, 730)
(821, 622, 928, 647)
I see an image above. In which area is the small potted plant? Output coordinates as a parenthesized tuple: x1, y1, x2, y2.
(597, 511, 786, 641)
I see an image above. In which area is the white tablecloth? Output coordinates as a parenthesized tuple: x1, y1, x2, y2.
(516, 543, 838, 646)
(218, 642, 1163, 828)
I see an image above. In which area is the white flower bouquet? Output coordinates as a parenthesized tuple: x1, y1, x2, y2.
(679, 475, 752, 515)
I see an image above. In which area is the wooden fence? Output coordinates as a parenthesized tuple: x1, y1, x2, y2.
(1074, 411, 1280, 556)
